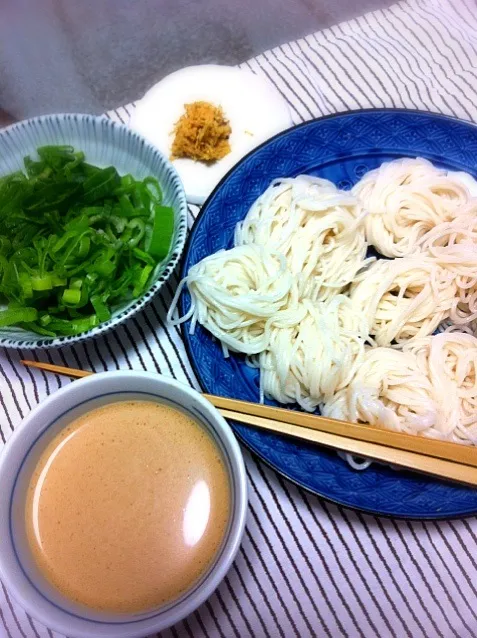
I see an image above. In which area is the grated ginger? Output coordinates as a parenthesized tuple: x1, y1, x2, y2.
(170, 101, 232, 162)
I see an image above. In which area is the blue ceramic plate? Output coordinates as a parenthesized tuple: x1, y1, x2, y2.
(180, 109, 477, 519)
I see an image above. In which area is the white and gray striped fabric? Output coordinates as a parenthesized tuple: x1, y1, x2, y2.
(2, 0, 477, 636)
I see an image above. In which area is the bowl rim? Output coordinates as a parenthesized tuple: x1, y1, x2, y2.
(0, 113, 188, 350)
(0, 371, 248, 637)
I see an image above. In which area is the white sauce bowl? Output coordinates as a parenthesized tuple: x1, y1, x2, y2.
(0, 371, 248, 637)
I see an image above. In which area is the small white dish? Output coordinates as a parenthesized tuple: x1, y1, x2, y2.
(0, 371, 247, 638)
(129, 65, 293, 204)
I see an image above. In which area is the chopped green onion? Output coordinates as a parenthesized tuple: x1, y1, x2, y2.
(0, 307, 38, 327)
(133, 247, 156, 266)
(127, 219, 146, 248)
(47, 315, 99, 336)
(91, 295, 111, 322)
(70, 278, 83, 290)
(118, 195, 137, 218)
(31, 275, 53, 291)
(62, 288, 82, 305)
(19, 273, 33, 298)
(52, 275, 67, 287)
(0, 145, 174, 336)
(146, 205, 174, 259)
(133, 264, 154, 297)
(22, 322, 56, 337)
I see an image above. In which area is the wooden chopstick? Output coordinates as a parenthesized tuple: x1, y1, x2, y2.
(21, 361, 93, 378)
(222, 409, 477, 486)
(206, 393, 477, 469)
(20, 360, 477, 484)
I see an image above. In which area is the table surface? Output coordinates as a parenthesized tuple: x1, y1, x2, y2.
(2, 0, 477, 636)
(0, 0, 394, 119)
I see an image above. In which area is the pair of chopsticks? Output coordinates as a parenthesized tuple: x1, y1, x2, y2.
(21, 360, 477, 487)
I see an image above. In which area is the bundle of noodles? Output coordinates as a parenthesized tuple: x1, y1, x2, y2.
(322, 347, 439, 435)
(235, 175, 371, 302)
(258, 296, 369, 411)
(418, 205, 477, 328)
(403, 333, 477, 443)
(349, 257, 457, 346)
(168, 244, 301, 355)
(353, 158, 471, 257)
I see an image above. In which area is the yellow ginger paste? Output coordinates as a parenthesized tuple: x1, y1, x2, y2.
(171, 101, 231, 162)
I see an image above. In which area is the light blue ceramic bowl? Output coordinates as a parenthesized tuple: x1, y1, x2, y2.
(0, 114, 188, 349)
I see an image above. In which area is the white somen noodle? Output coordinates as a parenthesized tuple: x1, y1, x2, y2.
(169, 167, 477, 458)
(167, 244, 300, 355)
(417, 204, 477, 328)
(235, 175, 372, 302)
(349, 257, 457, 346)
(322, 347, 439, 435)
(403, 333, 477, 443)
(324, 334, 477, 443)
(258, 296, 369, 411)
(353, 157, 471, 258)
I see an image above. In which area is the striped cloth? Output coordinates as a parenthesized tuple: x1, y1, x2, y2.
(1, 0, 477, 636)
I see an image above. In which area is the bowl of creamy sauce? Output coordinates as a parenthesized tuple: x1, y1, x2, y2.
(0, 371, 247, 637)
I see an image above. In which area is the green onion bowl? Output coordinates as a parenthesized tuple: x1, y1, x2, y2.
(0, 114, 187, 349)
